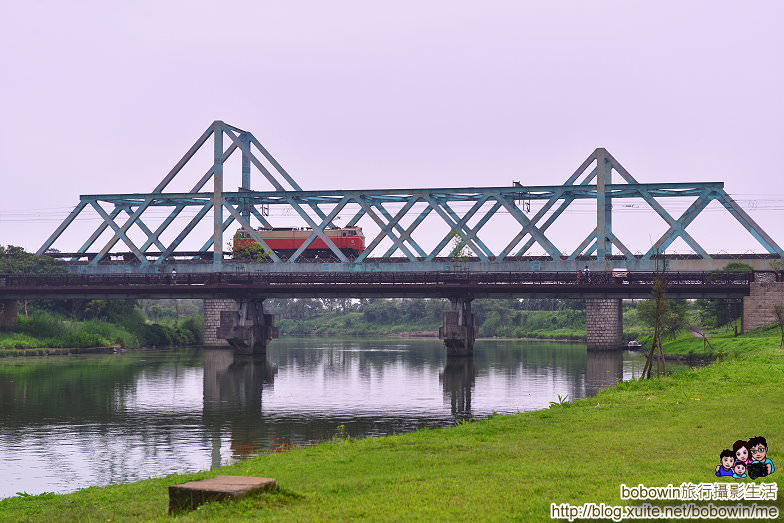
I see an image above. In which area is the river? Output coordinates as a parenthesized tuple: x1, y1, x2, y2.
(0, 338, 651, 499)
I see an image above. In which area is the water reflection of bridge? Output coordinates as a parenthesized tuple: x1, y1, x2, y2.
(584, 350, 625, 398)
(438, 350, 629, 420)
(203, 349, 277, 464)
(202, 344, 631, 461)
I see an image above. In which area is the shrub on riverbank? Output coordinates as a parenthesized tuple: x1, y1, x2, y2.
(478, 309, 584, 338)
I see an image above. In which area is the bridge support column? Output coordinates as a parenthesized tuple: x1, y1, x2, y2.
(743, 280, 784, 333)
(439, 297, 476, 356)
(585, 298, 624, 351)
(0, 300, 18, 328)
(203, 299, 238, 346)
(216, 298, 277, 354)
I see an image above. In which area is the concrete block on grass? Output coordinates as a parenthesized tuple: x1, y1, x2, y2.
(168, 475, 276, 513)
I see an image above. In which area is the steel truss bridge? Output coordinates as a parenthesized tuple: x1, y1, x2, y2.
(0, 271, 763, 300)
(38, 121, 783, 274)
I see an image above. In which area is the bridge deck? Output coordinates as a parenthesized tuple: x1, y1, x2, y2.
(0, 271, 758, 299)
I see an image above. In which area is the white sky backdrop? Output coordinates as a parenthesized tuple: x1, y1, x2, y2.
(0, 1, 782, 257)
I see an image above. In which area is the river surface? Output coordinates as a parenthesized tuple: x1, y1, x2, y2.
(0, 338, 651, 499)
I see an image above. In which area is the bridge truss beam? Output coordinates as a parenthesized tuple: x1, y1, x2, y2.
(38, 122, 784, 269)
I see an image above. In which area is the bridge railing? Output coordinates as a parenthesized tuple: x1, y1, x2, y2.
(0, 271, 758, 288)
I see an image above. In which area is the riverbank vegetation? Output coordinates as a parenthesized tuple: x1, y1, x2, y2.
(266, 262, 754, 343)
(639, 322, 780, 360)
(0, 293, 746, 352)
(0, 301, 203, 352)
(267, 297, 680, 341)
(0, 327, 780, 520)
(268, 297, 598, 340)
(0, 246, 205, 352)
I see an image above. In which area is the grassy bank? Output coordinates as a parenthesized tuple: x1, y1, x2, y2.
(638, 323, 782, 360)
(0, 312, 203, 353)
(1, 330, 781, 520)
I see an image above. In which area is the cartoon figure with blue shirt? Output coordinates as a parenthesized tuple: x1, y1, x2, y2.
(715, 449, 735, 477)
(732, 461, 748, 479)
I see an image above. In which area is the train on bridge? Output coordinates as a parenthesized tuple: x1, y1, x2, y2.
(233, 226, 366, 259)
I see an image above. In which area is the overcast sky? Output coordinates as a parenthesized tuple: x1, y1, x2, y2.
(1, 1, 782, 257)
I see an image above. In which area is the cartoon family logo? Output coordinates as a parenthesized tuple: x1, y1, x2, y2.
(715, 436, 776, 480)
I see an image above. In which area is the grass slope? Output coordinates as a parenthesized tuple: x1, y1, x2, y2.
(1, 332, 782, 521)
(640, 323, 783, 359)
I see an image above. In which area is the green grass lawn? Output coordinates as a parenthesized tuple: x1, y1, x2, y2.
(1, 331, 782, 521)
(638, 323, 783, 359)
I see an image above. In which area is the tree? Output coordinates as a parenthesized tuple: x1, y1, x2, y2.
(362, 299, 399, 323)
(773, 304, 784, 349)
(698, 262, 753, 332)
(0, 245, 65, 274)
(637, 294, 689, 341)
(0, 245, 67, 319)
(83, 299, 145, 327)
(231, 232, 270, 262)
(639, 280, 688, 379)
(448, 232, 472, 261)
(403, 299, 427, 321)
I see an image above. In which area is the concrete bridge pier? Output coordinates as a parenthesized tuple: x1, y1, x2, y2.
(585, 298, 624, 351)
(204, 298, 277, 354)
(204, 299, 237, 347)
(439, 297, 477, 356)
(743, 278, 784, 332)
(0, 300, 18, 328)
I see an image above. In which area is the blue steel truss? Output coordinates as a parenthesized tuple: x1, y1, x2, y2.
(38, 121, 784, 269)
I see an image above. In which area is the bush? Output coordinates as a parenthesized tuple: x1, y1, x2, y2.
(179, 315, 204, 344)
(137, 323, 175, 347)
(80, 320, 138, 347)
(723, 262, 754, 272)
(18, 312, 70, 339)
(134, 319, 203, 347)
(0, 333, 42, 349)
(46, 332, 110, 348)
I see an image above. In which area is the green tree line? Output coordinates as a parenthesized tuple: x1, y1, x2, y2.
(264, 297, 589, 339)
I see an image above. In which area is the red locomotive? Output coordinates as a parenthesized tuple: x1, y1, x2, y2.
(233, 226, 366, 258)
